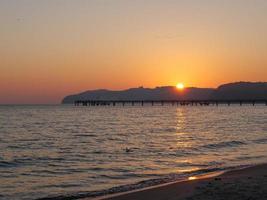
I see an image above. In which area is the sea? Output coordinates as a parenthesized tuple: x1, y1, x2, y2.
(0, 104, 267, 200)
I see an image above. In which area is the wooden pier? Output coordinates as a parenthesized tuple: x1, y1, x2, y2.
(74, 100, 267, 107)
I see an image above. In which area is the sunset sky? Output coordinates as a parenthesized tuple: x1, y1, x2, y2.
(1, 0, 267, 104)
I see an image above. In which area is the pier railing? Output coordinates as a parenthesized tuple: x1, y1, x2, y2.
(74, 100, 267, 106)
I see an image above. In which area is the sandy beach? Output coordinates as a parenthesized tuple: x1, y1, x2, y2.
(88, 164, 267, 200)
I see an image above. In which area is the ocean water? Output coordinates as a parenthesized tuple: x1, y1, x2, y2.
(0, 105, 267, 200)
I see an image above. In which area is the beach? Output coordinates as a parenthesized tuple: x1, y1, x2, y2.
(91, 164, 267, 200)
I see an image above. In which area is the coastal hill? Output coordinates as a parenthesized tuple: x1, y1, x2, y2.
(62, 82, 267, 104)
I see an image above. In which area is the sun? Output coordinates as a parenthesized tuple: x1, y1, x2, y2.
(176, 83, 185, 90)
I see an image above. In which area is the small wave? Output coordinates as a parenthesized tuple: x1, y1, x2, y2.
(98, 173, 150, 180)
(17, 138, 40, 142)
(31, 170, 72, 176)
(0, 161, 20, 168)
(37, 157, 65, 162)
(163, 128, 177, 132)
(88, 167, 104, 171)
(201, 140, 246, 149)
(92, 150, 104, 154)
(252, 138, 267, 144)
(73, 134, 97, 137)
(34, 183, 82, 190)
(35, 166, 228, 200)
(6, 145, 21, 149)
(7, 145, 29, 149)
(235, 155, 265, 161)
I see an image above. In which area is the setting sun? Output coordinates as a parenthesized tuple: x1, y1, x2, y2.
(176, 83, 185, 90)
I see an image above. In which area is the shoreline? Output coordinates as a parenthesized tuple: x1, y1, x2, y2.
(83, 163, 267, 200)
(91, 171, 225, 200)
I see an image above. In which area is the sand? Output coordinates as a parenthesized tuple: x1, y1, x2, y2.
(87, 164, 267, 200)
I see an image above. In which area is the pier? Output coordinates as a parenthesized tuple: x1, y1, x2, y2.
(74, 100, 267, 106)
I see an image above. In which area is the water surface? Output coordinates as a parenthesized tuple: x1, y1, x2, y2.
(0, 105, 267, 199)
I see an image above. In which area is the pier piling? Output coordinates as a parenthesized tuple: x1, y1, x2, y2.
(74, 100, 267, 107)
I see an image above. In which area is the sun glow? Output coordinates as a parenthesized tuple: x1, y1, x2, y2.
(176, 83, 185, 90)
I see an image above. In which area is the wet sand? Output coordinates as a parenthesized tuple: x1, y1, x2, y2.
(89, 164, 267, 200)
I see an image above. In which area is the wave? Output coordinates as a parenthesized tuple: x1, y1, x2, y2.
(0, 156, 66, 169)
(36, 166, 243, 200)
(200, 140, 246, 150)
(0, 160, 21, 168)
(73, 134, 97, 138)
(252, 138, 267, 144)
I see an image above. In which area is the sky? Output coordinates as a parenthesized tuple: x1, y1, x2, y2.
(0, 0, 267, 104)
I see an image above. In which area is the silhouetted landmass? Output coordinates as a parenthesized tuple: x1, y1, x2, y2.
(212, 82, 267, 100)
(62, 82, 267, 104)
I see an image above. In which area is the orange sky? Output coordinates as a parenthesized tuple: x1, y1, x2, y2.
(0, 0, 267, 104)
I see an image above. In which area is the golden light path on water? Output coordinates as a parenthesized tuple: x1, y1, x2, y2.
(174, 108, 202, 175)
